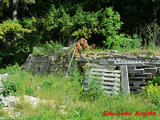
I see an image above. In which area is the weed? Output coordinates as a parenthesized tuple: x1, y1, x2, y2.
(25, 85, 34, 96)
(0, 80, 16, 96)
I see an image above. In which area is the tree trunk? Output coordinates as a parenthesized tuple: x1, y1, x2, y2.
(13, 0, 18, 21)
(12, 0, 18, 45)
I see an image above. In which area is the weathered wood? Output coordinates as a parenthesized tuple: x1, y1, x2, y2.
(85, 63, 106, 68)
(105, 90, 119, 95)
(129, 81, 146, 85)
(84, 79, 120, 86)
(89, 72, 120, 77)
(102, 77, 120, 82)
(102, 86, 120, 91)
(120, 65, 130, 95)
(88, 76, 120, 81)
(146, 73, 152, 79)
(106, 66, 117, 70)
(128, 66, 136, 70)
(129, 77, 148, 80)
(102, 81, 120, 86)
(90, 68, 121, 73)
(144, 68, 157, 74)
(83, 66, 121, 95)
(128, 69, 144, 74)
(115, 62, 145, 65)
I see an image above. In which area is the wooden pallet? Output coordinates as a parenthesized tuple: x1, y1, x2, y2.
(83, 66, 121, 95)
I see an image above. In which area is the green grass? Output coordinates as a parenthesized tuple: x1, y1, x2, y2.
(0, 66, 160, 120)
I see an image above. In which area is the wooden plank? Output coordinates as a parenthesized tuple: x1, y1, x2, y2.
(106, 66, 117, 70)
(144, 68, 157, 74)
(102, 77, 120, 82)
(85, 63, 106, 68)
(128, 66, 136, 70)
(90, 68, 121, 73)
(89, 72, 120, 77)
(115, 62, 145, 65)
(84, 79, 120, 86)
(102, 86, 120, 91)
(105, 90, 118, 95)
(130, 86, 144, 89)
(102, 81, 120, 86)
(129, 81, 146, 85)
(128, 69, 144, 74)
(129, 77, 148, 80)
(88, 76, 120, 82)
(120, 65, 130, 95)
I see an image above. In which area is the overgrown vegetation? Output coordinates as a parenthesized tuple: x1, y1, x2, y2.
(0, 65, 160, 119)
(32, 41, 63, 55)
(0, 0, 160, 119)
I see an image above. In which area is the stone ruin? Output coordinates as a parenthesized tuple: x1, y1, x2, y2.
(24, 49, 160, 94)
(24, 47, 69, 74)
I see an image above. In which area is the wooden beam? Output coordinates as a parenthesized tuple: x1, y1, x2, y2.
(120, 65, 130, 95)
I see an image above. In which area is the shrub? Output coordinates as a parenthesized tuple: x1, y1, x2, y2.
(103, 34, 141, 50)
(0, 63, 22, 74)
(0, 20, 32, 43)
(86, 77, 105, 100)
(45, 6, 125, 46)
(148, 76, 160, 85)
(32, 41, 63, 55)
(0, 80, 16, 96)
(0, 19, 35, 66)
(146, 83, 160, 107)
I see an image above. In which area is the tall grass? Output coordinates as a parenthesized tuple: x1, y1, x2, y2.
(0, 65, 160, 120)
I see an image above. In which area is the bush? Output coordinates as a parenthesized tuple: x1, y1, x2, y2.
(32, 41, 63, 55)
(103, 34, 141, 50)
(0, 80, 16, 96)
(85, 78, 105, 100)
(146, 83, 160, 107)
(0, 64, 21, 75)
(0, 19, 34, 66)
(45, 6, 124, 46)
(148, 76, 160, 85)
(0, 20, 32, 42)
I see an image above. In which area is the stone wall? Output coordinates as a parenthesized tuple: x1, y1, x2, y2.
(24, 48, 69, 74)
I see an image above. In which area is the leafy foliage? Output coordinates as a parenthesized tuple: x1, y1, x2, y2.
(0, 19, 38, 66)
(25, 85, 34, 96)
(0, 0, 159, 67)
(0, 20, 31, 42)
(45, 5, 141, 50)
(105, 34, 141, 50)
(32, 41, 63, 55)
(85, 77, 105, 101)
(146, 84, 160, 107)
(148, 76, 160, 85)
(0, 80, 17, 97)
(45, 6, 122, 46)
